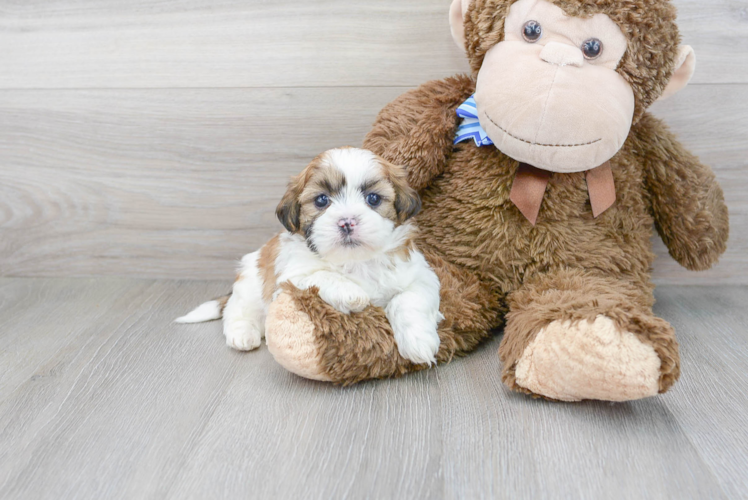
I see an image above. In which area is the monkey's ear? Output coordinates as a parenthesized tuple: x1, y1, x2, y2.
(449, 0, 472, 51)
(658, 46, 696, 101)
(275, 176, 303, 233)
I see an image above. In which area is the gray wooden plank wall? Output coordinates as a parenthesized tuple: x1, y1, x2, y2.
(1, 0, 746, 283)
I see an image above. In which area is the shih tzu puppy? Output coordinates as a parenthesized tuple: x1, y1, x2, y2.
(176, 147, 443, 365)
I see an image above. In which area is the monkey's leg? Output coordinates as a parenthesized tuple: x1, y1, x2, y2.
(265, 250, 502, 385)
(499, 268, 679, 402)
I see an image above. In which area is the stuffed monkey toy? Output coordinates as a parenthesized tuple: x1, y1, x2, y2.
(264, 0, 729, 402)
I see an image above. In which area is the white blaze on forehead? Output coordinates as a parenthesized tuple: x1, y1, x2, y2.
(324, 148, 383, 193)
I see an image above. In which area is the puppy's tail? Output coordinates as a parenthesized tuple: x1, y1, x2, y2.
(174, 294, 231, 324)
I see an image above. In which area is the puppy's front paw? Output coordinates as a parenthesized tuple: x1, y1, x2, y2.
(223, 319, 262, 351)
(319, 284, 370, 315)
(394, 325, 440, 366)
(342, 292, 370, 314)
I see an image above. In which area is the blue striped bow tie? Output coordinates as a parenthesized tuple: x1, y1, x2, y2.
(454, 95, 494, 147)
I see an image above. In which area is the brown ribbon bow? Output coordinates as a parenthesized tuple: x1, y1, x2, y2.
(509, 162, 616, 226)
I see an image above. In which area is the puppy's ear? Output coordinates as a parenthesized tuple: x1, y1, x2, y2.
(381, 157, 421, 224)
(275, 174, 304, 233)
(276, 156, 322, 232)
(394, 183, 422, 223)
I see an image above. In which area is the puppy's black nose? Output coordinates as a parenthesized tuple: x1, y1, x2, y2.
(338, 218, 356, 235)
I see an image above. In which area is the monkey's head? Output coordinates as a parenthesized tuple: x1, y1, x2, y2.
(450, 0, 695, 172)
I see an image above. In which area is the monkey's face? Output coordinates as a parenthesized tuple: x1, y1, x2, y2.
(474, 0, 633, 172)
(451, 0, 695, 174)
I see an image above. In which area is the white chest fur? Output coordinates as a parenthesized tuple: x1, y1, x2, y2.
(273, 232, 425, 308)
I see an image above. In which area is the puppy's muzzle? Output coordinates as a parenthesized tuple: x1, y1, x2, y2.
(338, 218, 357, 236)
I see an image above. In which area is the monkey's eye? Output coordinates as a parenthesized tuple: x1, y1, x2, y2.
(365, 193, 382, 208)
(522, 21, 542, 43)
(581, 38, 603, 60)
(314, 194, 330, 209)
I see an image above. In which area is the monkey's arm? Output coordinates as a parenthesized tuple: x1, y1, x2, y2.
(363, 75, 475, 192)
(635, 114, 729, 271)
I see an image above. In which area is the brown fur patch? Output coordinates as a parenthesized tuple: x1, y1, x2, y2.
(214, 294, 230, 315)
(376, 156, 422, 224)
(298, 167, 346, 210)
(387, 229, 418, 261)
(276, 153, 328, 234)
(463, 0, 681, 123)
(358, 177, 399, 222)
(258, 234, 281, 303)
(278, 152, 354, 242)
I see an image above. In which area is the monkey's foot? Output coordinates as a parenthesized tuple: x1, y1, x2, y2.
(513, 315, 662, 402)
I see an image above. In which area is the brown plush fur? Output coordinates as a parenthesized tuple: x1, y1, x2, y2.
(270, 0, 728, 394)
(499, 268, 679, 395)
(634, 116, 730, 270)
(281, 72, 727, 390)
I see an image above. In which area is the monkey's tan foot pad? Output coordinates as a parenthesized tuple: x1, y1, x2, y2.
(265, 292, 332, 382)
(514, 315, 661, 402)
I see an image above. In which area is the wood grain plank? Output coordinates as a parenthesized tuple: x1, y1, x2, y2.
(0, 0, 745, 89)
(656, 286, 748, 499)
(165, 364, 444, 500)
(0, 87, 403, 279)
(673, 1, 748, 83)
(0, 278, 152, 403)
(3, 279, 745, 499)
(0, 278, 444, 500)
(1, 84, 745, 283)
(0, 0, 470, 89)
(0, 278, 237, 499)
(438, 339, 727, 500)
(434, 286, 748, 498)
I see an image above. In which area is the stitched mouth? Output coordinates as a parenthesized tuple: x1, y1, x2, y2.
(483, 111, 602, 148)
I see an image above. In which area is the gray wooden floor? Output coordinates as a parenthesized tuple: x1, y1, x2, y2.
(0, 278, 746, 499)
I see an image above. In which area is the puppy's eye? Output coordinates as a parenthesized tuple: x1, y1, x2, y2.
(581, 38, 603, 60)
(314, 194, 329, 209)
(365, 193, 382, 208)
(522, 21, 542, 43)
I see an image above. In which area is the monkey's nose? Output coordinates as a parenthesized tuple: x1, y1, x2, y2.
(539, 42, 584, 68)
(338, 218, 356, 236)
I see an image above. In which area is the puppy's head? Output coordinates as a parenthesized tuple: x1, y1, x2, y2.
(276, 147, 421, 261)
